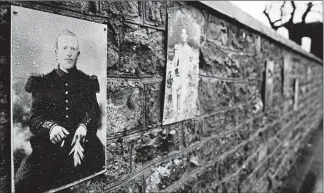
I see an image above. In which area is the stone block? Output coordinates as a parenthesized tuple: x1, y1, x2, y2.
(144, 154, 188, 192)
(116, 24, 165, 77)
(273, 57, 283, 75)
(106, 18, 123, 69)
(267, 138, 280, 156)
(200, 43, 246, 79)
(239, 178, 252, 193)
(105, 133, 142, 183)
(239, 28, 257, 53)
(107, 79, 144, 137)
(218, 130, 243, 155)
(247, 79, 263, 102)
(165, 122, 183, 152)
(239, 153, 258, 184)
(232, 82, 248, 105)
(42, 1, 98, 14)
(144, 1, 166, 28)
(139, 127, 169, 165)
(228, 25, 256, 53)
(189, 139, 215, 171)
(236, 123, 250, 141)
(108, 175, 144, 193)
(253, 175, 270, 193)
(236, 105, 247, 125)
(252, 115, 267, 130)
(199, 42, 227, 78)
(144, 82, 162, 128)
(277, 126, 290, 141)
(207, 15, 228, 47)
(242, 55, 261, 79)
(224, 149, 246, 174)
(252, 160, 270, 184)
(267, 106, 283, 123)
(224, 108, 236, 130)
(218, 176, 240, 193)
(198, 79, 234, 114)
(202, 111, 225, 137)
(257, 145, 268, 163)
(182, 119, 201, 148)
(227, 24, 243, 51)
(101, 1, 142, 24)
(273, 75, 283, 94)
(271, 94, 283, 108)
(192, 165, 217, 192)
(244, 120, 256, 135)
(170, 175, 197, 193)
(69, 175, 108, 193)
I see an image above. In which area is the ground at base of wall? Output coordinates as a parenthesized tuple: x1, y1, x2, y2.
(280, 120, 323, 193)
(300, 124, 323, 193)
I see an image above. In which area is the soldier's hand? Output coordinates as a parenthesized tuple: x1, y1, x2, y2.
(71, 124, 87, 146)
(69, 140, 84, 167)
(50, 125, 70, 144)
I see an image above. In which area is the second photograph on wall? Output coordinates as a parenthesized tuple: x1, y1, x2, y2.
(162, 7, 201, 125)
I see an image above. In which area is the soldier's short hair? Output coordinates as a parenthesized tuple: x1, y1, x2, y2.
(56, 30, 79, 50)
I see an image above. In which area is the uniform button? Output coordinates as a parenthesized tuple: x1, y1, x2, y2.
(65, 83, 68, 86)
(66, 107, 69, 110)
(65, 100, 68, 103)
(65, 91, 68, 94)
(66, 115, 69, 118)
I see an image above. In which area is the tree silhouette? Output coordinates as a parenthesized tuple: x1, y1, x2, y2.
(263, 1, 323, 59)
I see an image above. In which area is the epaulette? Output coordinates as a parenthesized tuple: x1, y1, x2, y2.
(25, 73, 43, 93)
(90, 75, 100, 93)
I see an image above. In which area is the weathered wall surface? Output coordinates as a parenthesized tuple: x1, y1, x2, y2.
(0, 1, 323, 193)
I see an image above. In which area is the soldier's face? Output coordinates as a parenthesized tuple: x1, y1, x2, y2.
(56, 35, 80, 72)
(181, 30, 188, 43)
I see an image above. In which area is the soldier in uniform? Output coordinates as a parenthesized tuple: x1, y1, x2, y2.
(171, 28, 194, 117)
(15, 30, 104, 193)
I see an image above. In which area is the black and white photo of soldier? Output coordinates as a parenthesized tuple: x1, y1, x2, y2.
(14, 30, 104, 193)
(11, 6, 107, 193)
(163, 9, 200, 125)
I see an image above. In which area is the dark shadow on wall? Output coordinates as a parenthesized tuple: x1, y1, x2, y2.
(299, 171, 317, 193)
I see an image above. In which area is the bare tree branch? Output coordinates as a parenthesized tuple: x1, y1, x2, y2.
(273, 19, 282, 24)
(280, 1, 286, 18)
(288, 1, 296, 24)
(301, 2, 314, 24)
(263, 8, 284, 30)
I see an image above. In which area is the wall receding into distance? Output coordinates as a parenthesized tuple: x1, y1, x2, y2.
(0, 1, 322, 193)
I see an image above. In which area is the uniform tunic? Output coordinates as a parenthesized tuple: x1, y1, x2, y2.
(15, 67, 104, 193)
(171, 43, 194, 116)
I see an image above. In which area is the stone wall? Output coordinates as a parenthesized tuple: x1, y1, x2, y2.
(0, 1, 322, 193)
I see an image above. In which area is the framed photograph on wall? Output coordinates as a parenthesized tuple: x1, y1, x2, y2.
(162, 7, 201, 125)
(294, 78, 299, 110)
(263, 60, 274, 111)
(282, 55, 291, 99)
(11, 6, 107, 193)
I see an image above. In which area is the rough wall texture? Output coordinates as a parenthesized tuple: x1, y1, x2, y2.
(0, 1, 323, 193)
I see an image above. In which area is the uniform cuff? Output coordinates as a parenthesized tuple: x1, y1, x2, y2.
(81, 116, 93, 129)
(44, 121, 58, 136)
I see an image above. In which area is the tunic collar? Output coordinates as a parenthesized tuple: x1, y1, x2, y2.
(56, 65, 78, 78)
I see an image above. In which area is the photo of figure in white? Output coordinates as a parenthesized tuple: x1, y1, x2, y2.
(163, 9, 200, 125)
